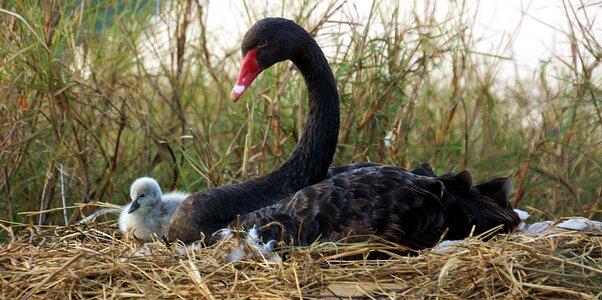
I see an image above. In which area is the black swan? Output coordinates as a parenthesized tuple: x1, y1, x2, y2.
(168, 18, 520, 250)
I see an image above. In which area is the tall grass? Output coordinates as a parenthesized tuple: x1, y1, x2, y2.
(0, 0, 600, 231)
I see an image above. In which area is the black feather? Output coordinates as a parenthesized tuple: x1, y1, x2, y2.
(168, 18, 520, 252)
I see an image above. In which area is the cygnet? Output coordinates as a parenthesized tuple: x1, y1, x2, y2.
(119, 177, 188, 241)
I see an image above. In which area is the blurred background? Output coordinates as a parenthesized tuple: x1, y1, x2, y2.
(0, 0, 600, 229)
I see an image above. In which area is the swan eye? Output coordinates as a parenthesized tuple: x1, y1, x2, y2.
(139, 194, 145, 198)
(258, 39, 268, 48)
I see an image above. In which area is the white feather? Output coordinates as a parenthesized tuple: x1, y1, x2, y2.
(221, 227, 280, 263)
(557, 218, 602, 231)
(513, 209, 530, 221)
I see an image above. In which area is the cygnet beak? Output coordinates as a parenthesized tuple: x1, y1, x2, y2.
(128, 200, 141, 214)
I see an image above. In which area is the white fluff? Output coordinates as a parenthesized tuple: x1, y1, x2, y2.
(432, 214, 602, 253)
(384, 131, 393, 148)
(513, 209, 531, 232)
(432, 239, 466, 254)
(174, 242, 203, 255)
(517, 218, 602, 235)
(522, 221, 554, 235)
(222, 227, 280, 263)
(513, 209, 530, 221)
(119, 177, 188, 241)
(557, 218, 602, 231)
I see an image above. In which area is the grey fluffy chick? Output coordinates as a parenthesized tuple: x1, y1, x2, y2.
(119, 177, 188, 241)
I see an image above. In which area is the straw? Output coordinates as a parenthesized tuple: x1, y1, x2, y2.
(0, 218, 600, 299)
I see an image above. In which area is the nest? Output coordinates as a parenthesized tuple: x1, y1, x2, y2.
(1, 219, 601, 299)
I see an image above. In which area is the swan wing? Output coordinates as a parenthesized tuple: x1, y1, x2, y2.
(235, 166, 451, 249)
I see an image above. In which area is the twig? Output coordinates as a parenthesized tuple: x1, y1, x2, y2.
(96, 104, 126, 201)
(38, 162, 54, 231)
(0, 222, 15, 247)
(60, 164, 68, 226)
(291, 261, 303, 300)
(77, 207, 122, 224)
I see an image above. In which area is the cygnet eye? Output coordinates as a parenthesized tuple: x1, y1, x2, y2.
(140, 194, 145, 198)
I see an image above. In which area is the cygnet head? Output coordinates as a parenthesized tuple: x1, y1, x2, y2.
(128, 177, 162, 214)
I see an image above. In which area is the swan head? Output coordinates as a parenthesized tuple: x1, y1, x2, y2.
(231, 18, 307, 101)
(128, 177, 162, 214)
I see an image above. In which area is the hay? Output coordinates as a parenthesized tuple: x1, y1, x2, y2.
(1, 219, 601, 299)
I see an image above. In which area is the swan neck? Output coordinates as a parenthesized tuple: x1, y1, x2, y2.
(195, 32, 340, 231)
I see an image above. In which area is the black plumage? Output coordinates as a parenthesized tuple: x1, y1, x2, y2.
(233, 165, 519, 251)
(168, 18, 520, 250)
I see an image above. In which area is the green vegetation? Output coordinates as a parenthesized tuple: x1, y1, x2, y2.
(1, 0, 600, 229)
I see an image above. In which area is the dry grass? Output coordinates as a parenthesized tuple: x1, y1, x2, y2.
(1, 218, 601, 299)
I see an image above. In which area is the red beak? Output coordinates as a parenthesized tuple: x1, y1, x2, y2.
(231, 48, 262, 101)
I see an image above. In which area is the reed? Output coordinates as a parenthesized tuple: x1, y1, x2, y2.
(3, 0, 599, 228)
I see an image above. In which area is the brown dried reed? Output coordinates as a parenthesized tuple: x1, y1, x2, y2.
(1, 216, 600, 299)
